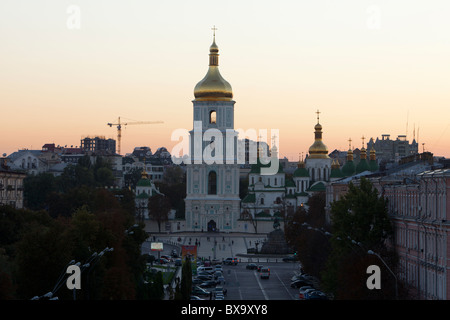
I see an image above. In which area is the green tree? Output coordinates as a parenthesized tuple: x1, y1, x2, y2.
(179, 257, 192, 300)
(322, 177, 394, 299)
(284, 192, 331, 279)
(23, 173, 56, 210)
(124, 167, 144, 190)
(148, 194, 171, 232)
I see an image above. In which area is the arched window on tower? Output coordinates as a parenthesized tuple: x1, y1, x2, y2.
(208, 171, 217, 195)
(209, 110, 216, 124)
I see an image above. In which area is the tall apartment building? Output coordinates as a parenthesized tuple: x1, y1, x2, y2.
(80, 136, 116, 154)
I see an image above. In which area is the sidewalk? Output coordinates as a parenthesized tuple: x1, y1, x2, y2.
(152, 232, 269, 261)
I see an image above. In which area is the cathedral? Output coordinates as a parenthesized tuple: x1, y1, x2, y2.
(182, 31, 379, 233)
(241, 111, 333, 218)
(184, 32, 241, 232)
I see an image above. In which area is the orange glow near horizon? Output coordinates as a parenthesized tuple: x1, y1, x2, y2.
(1, 1, 449, 159)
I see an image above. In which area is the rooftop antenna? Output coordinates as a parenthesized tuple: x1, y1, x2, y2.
(406, 109, 409, 140)
(417, 126, 420, 146)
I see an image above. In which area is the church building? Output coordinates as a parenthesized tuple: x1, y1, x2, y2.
(184, 31, 241, 232)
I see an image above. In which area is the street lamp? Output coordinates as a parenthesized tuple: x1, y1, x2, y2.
(367, 250, 398, 299)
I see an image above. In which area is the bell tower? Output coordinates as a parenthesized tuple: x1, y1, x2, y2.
(185, 28, 241, 232)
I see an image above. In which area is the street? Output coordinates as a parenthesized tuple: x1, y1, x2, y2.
(222, 262, 300, 300)
(142, 232, 303, 301)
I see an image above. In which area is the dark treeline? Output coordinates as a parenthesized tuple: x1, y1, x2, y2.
(0, 155, 162, 300)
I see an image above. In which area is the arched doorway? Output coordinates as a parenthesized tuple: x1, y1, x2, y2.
(207, 220, 217, 232)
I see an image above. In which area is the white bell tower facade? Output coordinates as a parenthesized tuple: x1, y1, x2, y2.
(185, 30, 241, 232)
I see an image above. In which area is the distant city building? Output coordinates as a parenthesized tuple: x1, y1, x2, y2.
(383, 168, 450, 300)
(0, 157, 26, 208)
(131, 146, 152, 158)
(135, 169, 163, 220)
(123, 147, 167, 182)
(368, 134, 419, 163)
(325, 153, 450, 299)
(81, 136, 116, 154)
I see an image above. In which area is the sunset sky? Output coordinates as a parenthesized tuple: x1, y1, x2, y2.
(1, 0, 449, 159)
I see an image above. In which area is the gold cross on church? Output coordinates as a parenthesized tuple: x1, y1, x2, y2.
(211, 25, 218, 37)
(316, 109, 320, 123)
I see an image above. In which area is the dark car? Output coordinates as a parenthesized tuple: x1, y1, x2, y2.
(157, 258, 169, 264)
(305, 290, 328, 300)
(192, 278, 204, 285)
(282, 255, 297, 262)
(290, 279, 312, 288)
(191, 286, 210, 296)
(246, 263, 258, 270)
(199, 280, 218, 288)
(196, 274, 213, 281)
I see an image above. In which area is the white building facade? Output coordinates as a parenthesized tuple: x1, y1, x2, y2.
(184, 34, 241, 232)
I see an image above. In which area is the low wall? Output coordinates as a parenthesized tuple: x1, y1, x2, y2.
(143, 219, 285, 235)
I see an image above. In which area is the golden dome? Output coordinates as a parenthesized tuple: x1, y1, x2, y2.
(194, 36, 233, 101)
(308, 111, 329, 159)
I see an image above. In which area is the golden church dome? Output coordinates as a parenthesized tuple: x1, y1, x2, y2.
(308, 111, 329, 159)
(194, 36, 233, 101)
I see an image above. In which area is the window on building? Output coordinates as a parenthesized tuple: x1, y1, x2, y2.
(208, 171, 217, 194)
(209, 110, 216, 124)
(260, 197, 264, 205)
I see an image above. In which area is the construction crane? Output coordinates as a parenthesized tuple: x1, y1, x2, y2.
(107, 117, 163, 155)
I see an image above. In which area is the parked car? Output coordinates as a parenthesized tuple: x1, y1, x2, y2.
(305, 290, 328, 300)
(290, 279, 312, 288)
(157, 258, 170, 264)
(197, 266, 215, 274)
(211, 259, 221, 265)
(213, 286, 227, 296)
(282, 255, 297, 262)
(299, 287, 317, 300)
(196, 274, 213, 281)
(298, 286, 314, 296)
(199, 280, 219, 288)
(198, 271, 213, 277)
(246, 263, 258, 270)
(216, 275, 226, 284)
(190, 295, 204, 300)
(161, 255, 172, 262)
(192, 278, 204, 285)
(192, 286, 210, 296)
(174, 259, 182, 266)
(214, 293, 225, 300)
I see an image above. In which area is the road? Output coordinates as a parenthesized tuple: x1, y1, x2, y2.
(222, 261, 300, 300)
(142, 232, 303, 301)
